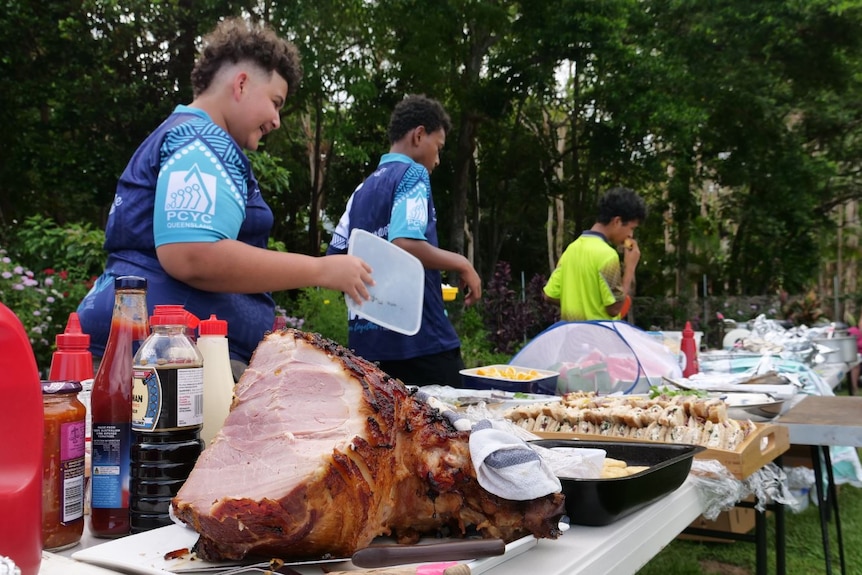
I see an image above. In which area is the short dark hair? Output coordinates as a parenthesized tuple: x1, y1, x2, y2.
(387, 95, 452, 143)
(191, 18, 303, 98)
(596, 187, 647, 225)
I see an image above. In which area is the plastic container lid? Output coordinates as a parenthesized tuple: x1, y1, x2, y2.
(199, 314, 228, 336)
(347, 229, 424, 336)
(41, 380, 84, 395)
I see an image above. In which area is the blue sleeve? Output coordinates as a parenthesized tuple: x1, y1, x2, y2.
(388, 164, 429, 241)
(153, 136, 246, 247)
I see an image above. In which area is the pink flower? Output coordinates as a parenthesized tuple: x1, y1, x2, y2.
(44, 268, 55, 275)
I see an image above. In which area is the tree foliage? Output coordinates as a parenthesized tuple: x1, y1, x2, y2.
(2, 0, 862, 303)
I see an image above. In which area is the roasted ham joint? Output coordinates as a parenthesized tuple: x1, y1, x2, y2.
(172, 329, 565, 562)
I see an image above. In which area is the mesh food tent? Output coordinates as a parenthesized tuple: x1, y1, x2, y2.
(510, 321, 683, 395)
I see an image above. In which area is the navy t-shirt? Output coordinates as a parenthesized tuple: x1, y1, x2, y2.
(327, 153, 460, 361)
(78, 106, 275, 363)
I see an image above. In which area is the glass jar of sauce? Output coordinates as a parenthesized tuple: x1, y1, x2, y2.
(42, 380, 86, 551)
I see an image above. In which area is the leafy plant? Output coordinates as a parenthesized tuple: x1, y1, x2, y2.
(455, 306, 511, 368)
(11, 215, 105, 282)
(276, 288, 348, 346)
(781, 289, 828, 327)
(479, 261, 560, 355)
(0, 248, 95, 374)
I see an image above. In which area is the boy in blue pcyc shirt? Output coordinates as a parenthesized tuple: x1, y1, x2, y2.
(78, 18, 373, 376)
(327, 95, 482, 387)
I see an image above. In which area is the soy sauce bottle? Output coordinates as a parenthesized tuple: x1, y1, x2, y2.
(90, 276, 148, 538)
(130, 306, 204, 532)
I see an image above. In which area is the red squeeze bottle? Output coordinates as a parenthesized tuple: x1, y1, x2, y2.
(0, 303, 43, 575)
(90, 276, 149, 538)
(49, 312, 94, 382)
(681, 321, 700, 378)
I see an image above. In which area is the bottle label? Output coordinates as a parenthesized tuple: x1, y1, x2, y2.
(59, 420, 86, 522)
(79, 378, 94, 443)
(132, 366, 204, 432)
(90, 422, 131, 509)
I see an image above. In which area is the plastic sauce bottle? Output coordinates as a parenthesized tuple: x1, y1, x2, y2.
(49, 312, 94, 382)
(90, 275, 149, 538)
(0, 303, 44, 575)
(681, 321, 700, 378)
(198, 314, 234, 447)
(48, 312, 95, 485)
(130, 306, 204, 533)
(41, 380, 86, 551)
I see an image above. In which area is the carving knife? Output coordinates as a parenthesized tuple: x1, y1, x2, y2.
(351, 539, 506, 568)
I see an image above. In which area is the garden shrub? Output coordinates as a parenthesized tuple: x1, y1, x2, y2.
(480, 260, 559, 356)
(1, 216, 106, 373)
(274, 287, 348, 346)
(1, 249, 97, 374)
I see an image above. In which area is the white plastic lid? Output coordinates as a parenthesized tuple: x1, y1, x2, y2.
(347, 229, 424, 336)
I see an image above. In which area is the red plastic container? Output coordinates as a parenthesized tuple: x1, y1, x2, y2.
(0, 303, 44, 575)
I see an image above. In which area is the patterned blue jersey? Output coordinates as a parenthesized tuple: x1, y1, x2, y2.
(78, 106, 275, 363)
(327, 153, 460, 361)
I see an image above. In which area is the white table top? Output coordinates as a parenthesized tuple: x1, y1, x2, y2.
(45, 477, 704, 575)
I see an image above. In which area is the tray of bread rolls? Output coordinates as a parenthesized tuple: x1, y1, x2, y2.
(504, 391, 789, 479)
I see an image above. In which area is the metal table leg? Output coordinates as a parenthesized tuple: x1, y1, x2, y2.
(812, 445, 833, 575)
(754, 507, 767, 575)
(775, 496, 786, 575)
(822, 446, 847, 575)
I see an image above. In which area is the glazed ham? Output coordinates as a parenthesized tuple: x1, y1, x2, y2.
(173, 329, 565, 562)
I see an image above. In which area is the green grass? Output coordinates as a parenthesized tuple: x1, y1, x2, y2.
(640, 383, 861, 574)
(638, 480, 862, 574)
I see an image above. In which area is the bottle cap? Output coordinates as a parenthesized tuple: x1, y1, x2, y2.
(199, 314, 228, 336)
(114, 275, 147, 290)
(150, 305, 189, 327)
(153, 305, 200, 330)
(55, 312, 90, 349)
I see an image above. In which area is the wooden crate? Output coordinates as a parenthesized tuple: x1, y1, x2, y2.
(532, 422, 789, 479)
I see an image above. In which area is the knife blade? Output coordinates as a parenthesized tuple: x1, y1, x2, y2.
(351, 539, 506, 568)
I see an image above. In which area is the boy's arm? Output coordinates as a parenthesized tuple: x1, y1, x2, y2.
(392, 238, 482, 305)
(157, 240, 373, 304)
(605, 239, 640, 316)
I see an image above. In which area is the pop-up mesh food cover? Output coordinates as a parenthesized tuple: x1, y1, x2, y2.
(510, 321, 682, 395)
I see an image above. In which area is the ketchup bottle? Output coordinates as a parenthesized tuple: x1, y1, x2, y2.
(681, 321, 700, 378)
(90, 276, 148, 538)
(49, 312, 95, 451)
(0, 303, 43, 575)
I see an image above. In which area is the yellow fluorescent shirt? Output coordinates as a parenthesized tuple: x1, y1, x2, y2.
(543, 232, 624, 321)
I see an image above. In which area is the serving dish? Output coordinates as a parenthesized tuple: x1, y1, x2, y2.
(720, 392, 786, 422)
(71, 523, 538, 575)
(531, 439, 704, 526)
(460, 365, 559, 394)
(442, 284, 459, 302)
